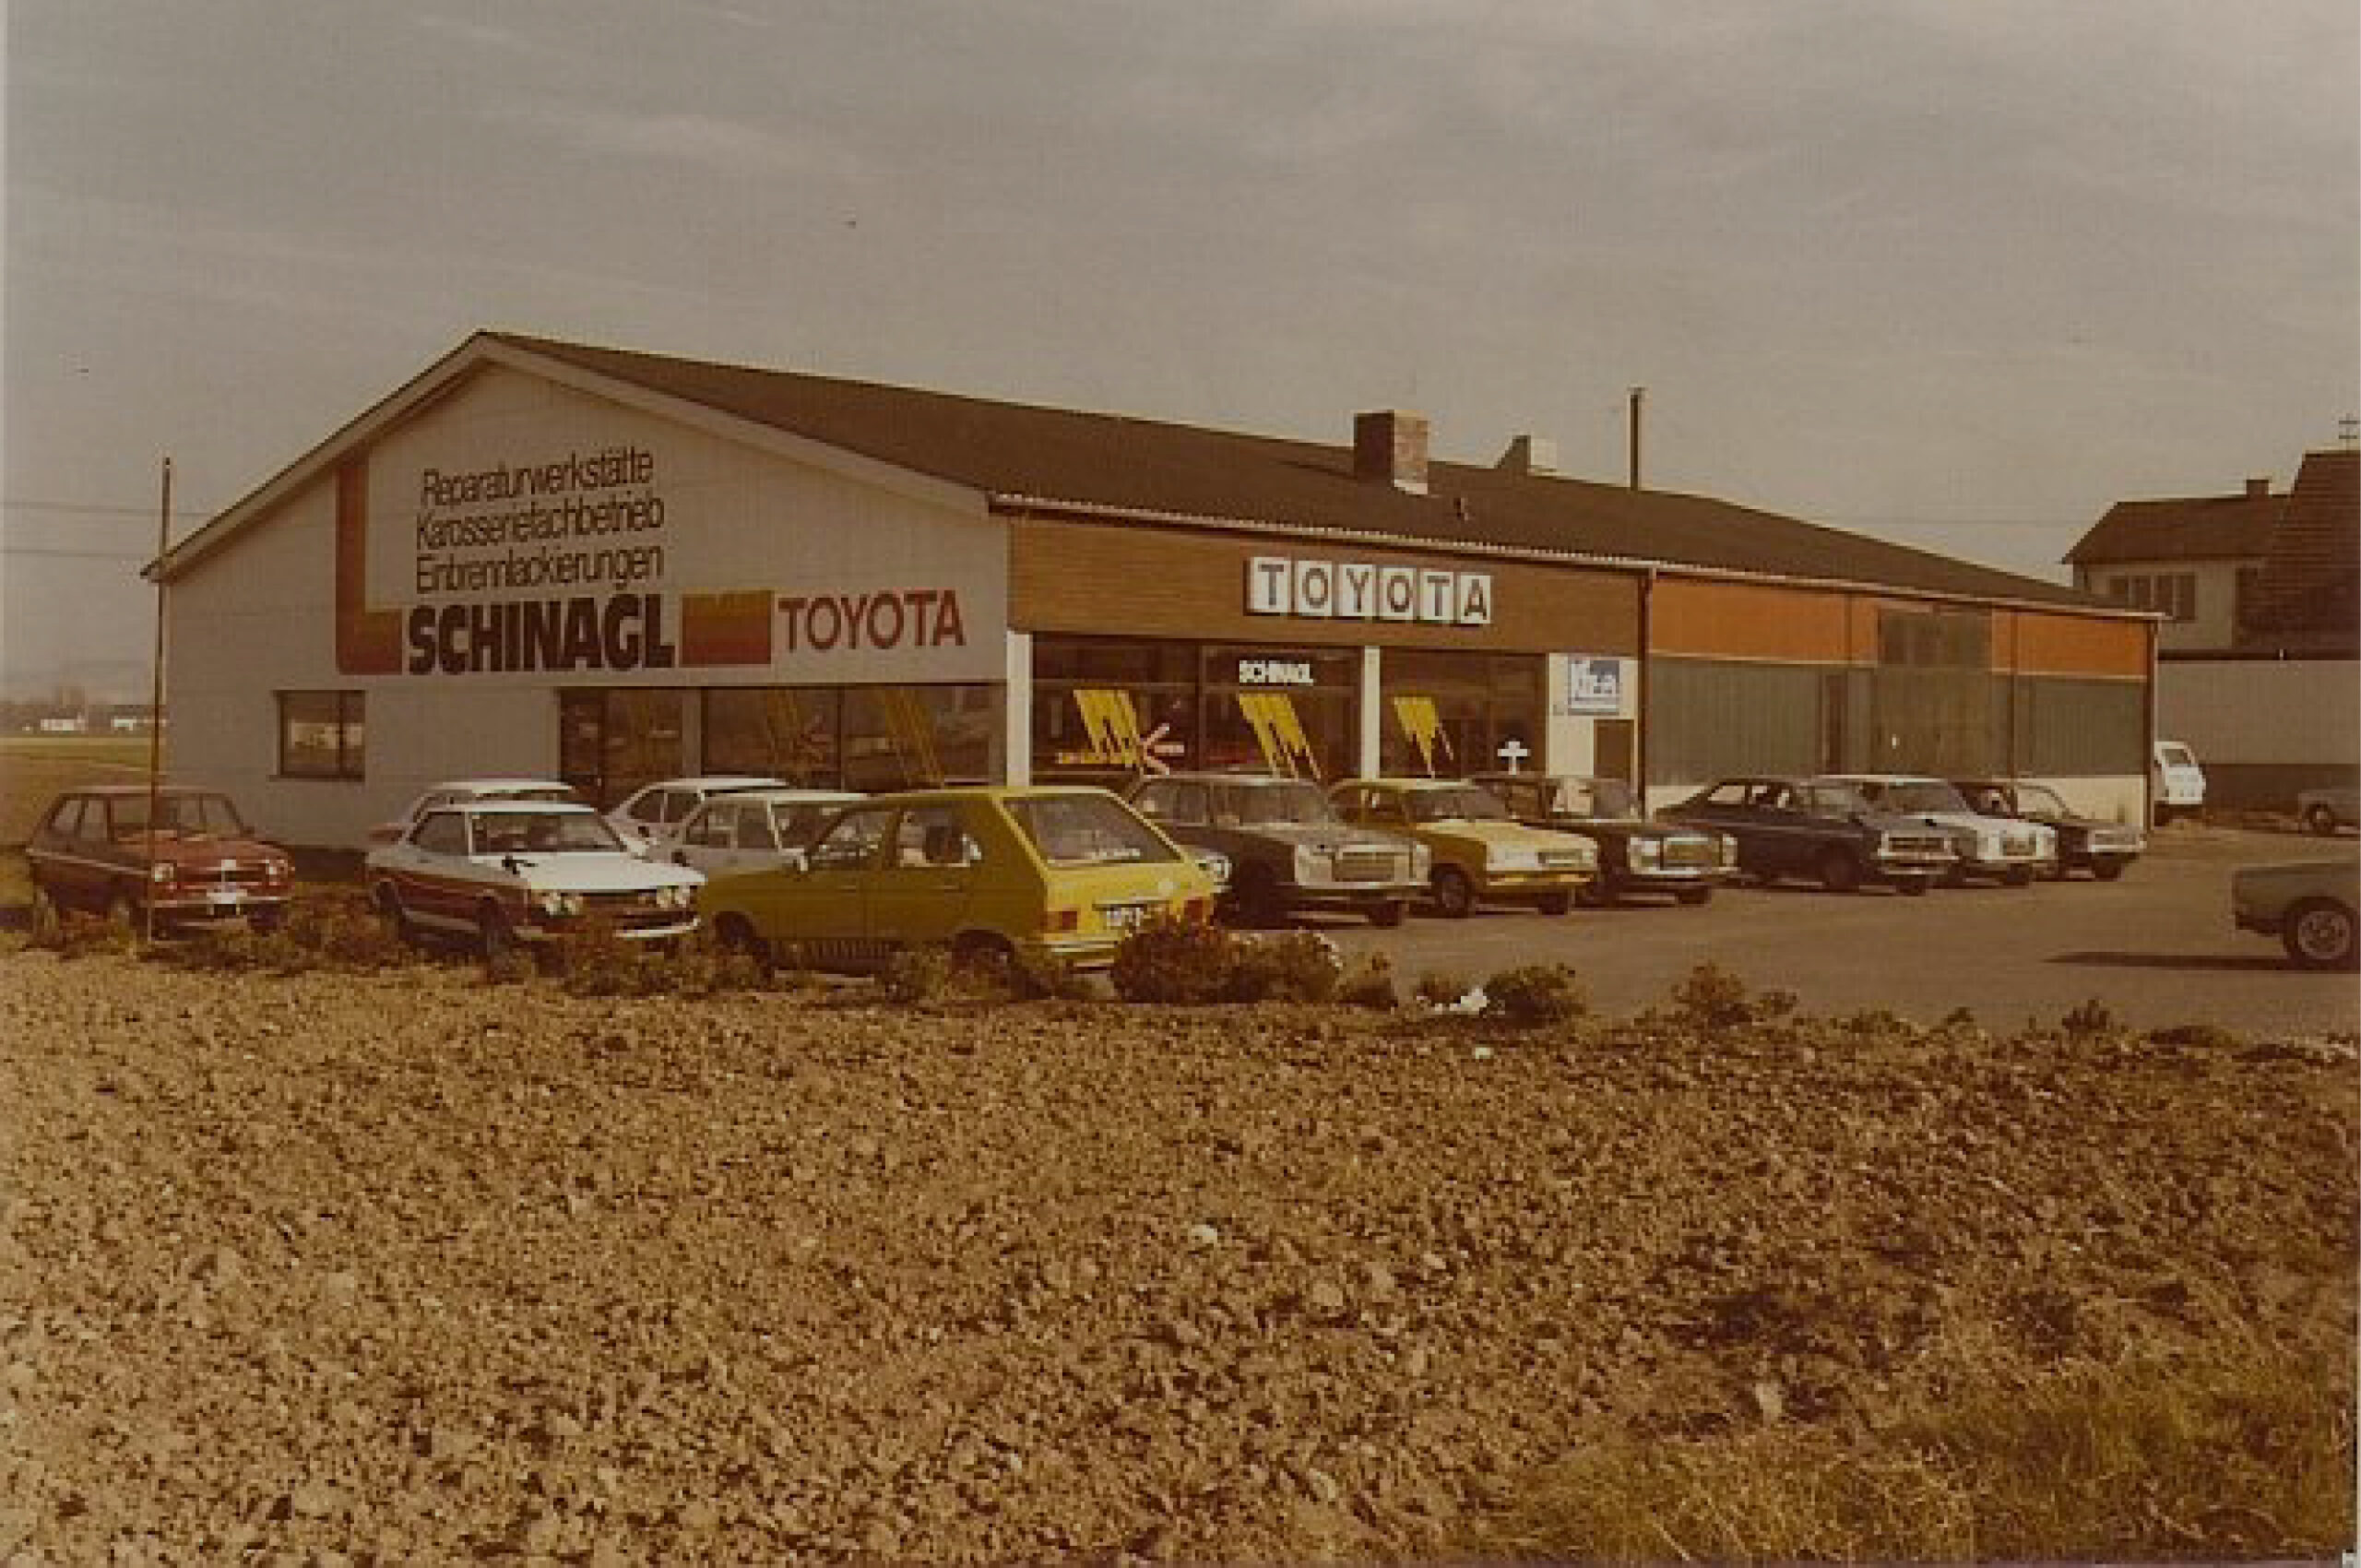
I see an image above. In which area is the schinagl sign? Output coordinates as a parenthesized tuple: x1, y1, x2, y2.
(1246, 555, 1492, 626)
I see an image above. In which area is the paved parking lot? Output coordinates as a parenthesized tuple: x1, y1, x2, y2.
(1308, 824, 2359, 1036)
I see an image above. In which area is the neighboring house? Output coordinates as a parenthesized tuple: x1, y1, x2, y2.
(2067, 447, 2359, 810)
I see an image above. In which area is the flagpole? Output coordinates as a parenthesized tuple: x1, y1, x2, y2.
(143, 457, 171, 946)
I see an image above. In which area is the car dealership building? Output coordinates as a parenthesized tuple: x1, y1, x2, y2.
(156, 331, 2157, 847)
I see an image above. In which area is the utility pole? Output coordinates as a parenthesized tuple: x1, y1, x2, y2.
(1627, 386, 1644, 490)
(143, 457, 171, 946)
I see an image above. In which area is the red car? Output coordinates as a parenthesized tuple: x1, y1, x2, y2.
(26, 785, 294, 935)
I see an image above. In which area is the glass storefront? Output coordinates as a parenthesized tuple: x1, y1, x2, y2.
(560, 689, 687, 805)
(1031, 636, 1358, 783)
(1378, 649, 1544, 778)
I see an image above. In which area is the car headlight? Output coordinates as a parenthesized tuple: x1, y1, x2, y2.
(538, 890, 584, 918)
(1293, 844, 1323, 883)
(660, 885, 695, 911)
(1487, 846, 1541, 873)
(1718, 833, 1739, 867)
(149, 862, 174, 885)
(1630, 837, 1663, 866)
(1410, 843, 1433, 878)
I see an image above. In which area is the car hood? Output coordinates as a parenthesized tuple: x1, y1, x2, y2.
(153, 835, 286, 867)
(1229, 823, 1409, 851)
(486, 853, 701, 892)
(1417, 820, 1570, 851)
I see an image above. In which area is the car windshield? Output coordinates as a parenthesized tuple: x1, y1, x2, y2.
(1869, 781, 1971, 814)
(470, 810, 624, 856)
(1545, 778, 1634, 818)
(111, 792, 249, 839)
(1216, 782, 1339, 826)
(1007, 795, 1181, 867)
(1407, 787, 1511, 823)
(2011, 784, 2068, 815)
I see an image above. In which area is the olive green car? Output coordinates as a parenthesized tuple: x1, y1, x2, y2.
(696, 786, 1218, 973)
(1328, 778, 1597, 917)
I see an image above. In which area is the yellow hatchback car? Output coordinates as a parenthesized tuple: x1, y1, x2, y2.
(1329, 778, 1598, 917)
(696, 786, 1218, 973)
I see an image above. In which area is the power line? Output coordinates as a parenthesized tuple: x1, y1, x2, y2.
(1, 498, 210, 522)
(1, 546, 156, 560)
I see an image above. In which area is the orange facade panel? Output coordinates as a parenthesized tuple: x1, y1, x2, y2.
(1648, 578, 1861, 664)
(1999, 610, 2150, 679)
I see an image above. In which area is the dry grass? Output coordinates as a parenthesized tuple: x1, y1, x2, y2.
(0, 735, 153, 845)
(1459, 1346, 2353, 1562)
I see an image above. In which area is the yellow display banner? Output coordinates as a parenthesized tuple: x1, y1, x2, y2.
(1059, 688, 1155, 769)
(1237, 692, 1321, 779)
(1391, 695, 1453, 777)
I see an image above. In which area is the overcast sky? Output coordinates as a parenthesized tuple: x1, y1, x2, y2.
(5, 0, 2355, 698)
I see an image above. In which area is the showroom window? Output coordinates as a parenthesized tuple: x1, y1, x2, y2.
(560, 689, 687, 806)
(702, 684, 997, 790)
(1032, 637, 1198, 781)
(1378, 650, 1541, 778)
(1198, 645, 1358, 781)
(704, 688, 843, 785)
(278, 691, 365, 780)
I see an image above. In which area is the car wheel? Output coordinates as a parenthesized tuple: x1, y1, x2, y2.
(2003, 866, 2034, 887)
(1536, 889, 1574, 916)
(1895, 877, 1931, 897)
(372, 882, 417, 943)
(1575, 874, 1615, 909)
(1230, 866, 1288, 930)
(105, 887, 141, 937)
(1817, 848, 1862, 895)
(2153, 803, 2176, 828)
(29, 884, 63, 942)
(2306, 803, 2340, 837)
(2282, 898, 2358, 970)
(2091, 860, 2127, 882)
(1430, 866, 1476, 920)
(1676, 886, 1714, 907)
(478, 902, 519, 961)
(1367, 899, 1407, 929)
(713, 913, 772, 968)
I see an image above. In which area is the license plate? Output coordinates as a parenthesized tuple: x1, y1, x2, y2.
(1100, 903, 1150, 931)
(210, 888, 247, 907)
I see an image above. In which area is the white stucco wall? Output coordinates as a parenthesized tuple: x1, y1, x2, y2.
(167, 363, 1012, 846)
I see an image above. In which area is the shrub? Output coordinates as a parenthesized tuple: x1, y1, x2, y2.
(2148, 1021, 2242, 1051)
(551, 916, 648, 997)
(1670, 961, 1756, 1028)
(1413, 969, 1475, 1008)
(279, 889, 411, 969)
(482, 946, 539, 986)
(1335, 954, 1400, 1011)
(1110, 916, 1238, 1004)
(2059, 997, 2118, 1038)
(1482, 963, 1589, 1026)
(1223, 931, 1344, 1004)
(879, 944, 954, 1004)
(33, 910, 134, 959)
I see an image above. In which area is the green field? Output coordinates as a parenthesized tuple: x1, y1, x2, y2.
(0, 735, 157, 848)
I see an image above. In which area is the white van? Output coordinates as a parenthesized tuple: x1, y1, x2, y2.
(2151, 741, 2207, 826)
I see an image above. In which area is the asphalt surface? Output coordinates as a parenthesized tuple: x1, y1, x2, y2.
(1307, 824, 2361, 1036)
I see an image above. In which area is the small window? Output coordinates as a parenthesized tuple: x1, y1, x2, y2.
(684, 805, 732, 849)
(279, 691, 365, 780)
(736, 808, 781, 851)
(895, 805, 979, 868)
(810, 808, 893, 871)
(413, 812, 469, 856)
(48, 797, 89, 839)
(1162, 783, 1210, 827)
(625, 790, 669, 824)
(661, 790, 701, 825)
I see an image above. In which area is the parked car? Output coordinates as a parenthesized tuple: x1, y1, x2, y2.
(366, 778, 584, 845)
(366, 801, 701, 956)
(2152, 741, 2207, 826)
(2232, 857, 2359, 970)
(2296, 784, 2358, 837)
(26, 784, 293, 934)
(1951, 778, 2144, 881)
(664, 788, 864, 879)
(605, 775, 788, 854)
(1470, 772, 1735, 906)
(1326, 778, 1597, 917)
(1126, 772, 1428, 927)
(695, 786, 1217, 974)
(1819, 774, 2057, 885)
(1660, 776, 1956, 895)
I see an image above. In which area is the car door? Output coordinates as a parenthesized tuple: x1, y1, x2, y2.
(30, 796, 96, 912)
(758, 804, 894, 966)
(867, 804, 982, 951)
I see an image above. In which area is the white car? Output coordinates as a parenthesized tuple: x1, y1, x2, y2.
(2152, 741, 2207, 826)
(662, 788, 864, 879)
(1818, 774, 2058, 885)
(365, 778, 584, 846)
(605, 775, 789, 855)
(366, 801, 701, 956)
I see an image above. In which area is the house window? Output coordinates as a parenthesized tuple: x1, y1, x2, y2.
(278, 691, 365, 779)
(2105, 573, 2196, 622)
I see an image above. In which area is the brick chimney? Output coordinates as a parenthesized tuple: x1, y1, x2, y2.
(1496, 434, 1559, 476)
(1354, 410, 1429, 495)
(2245, 476, 2272, 498)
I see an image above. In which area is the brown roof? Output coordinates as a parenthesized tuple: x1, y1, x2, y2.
(493, 332, 2106, 611)
(2063, 489, 2284, 566)
(2243, 448, 2359, 647)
